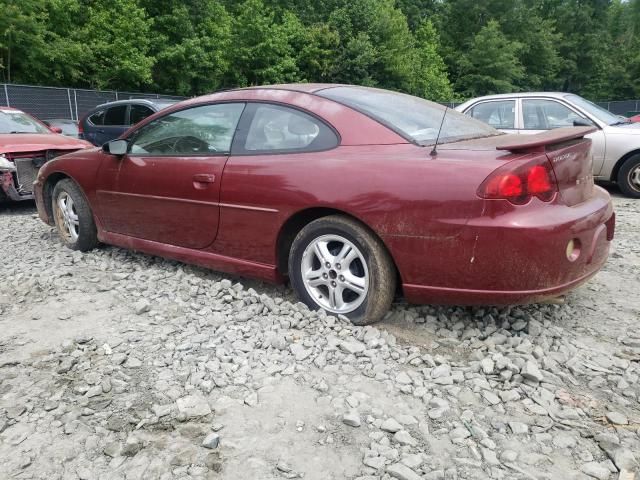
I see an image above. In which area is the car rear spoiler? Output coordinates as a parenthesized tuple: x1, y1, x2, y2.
(495, 126, 597, 153)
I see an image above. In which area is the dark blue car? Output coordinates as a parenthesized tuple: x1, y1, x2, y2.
(80, 99, 177, 146)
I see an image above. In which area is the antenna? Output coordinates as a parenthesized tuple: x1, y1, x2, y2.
(430, 106, 449, 157)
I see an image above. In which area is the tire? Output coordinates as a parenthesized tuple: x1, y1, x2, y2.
(52, 179, 98, 251)
(617, 154, 640, 198)
(288, 215, 396, 325)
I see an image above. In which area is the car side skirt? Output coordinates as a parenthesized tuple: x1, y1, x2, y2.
(99, 230, 282, 284)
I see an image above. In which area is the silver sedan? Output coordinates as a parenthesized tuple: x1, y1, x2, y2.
(456, 92, 640, 198)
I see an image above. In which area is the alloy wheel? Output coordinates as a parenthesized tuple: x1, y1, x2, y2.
(300, 234, 369, 314)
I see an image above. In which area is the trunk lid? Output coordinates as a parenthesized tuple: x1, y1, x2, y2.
(494, 127, 596, 206)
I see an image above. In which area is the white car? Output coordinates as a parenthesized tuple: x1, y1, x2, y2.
(456, 93, 640, 198)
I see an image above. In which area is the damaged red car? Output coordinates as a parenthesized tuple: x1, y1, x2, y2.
(0, 107, 92, 202)
(33, 85, 615, 324)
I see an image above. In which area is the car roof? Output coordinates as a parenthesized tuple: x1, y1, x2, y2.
(94, 98, 177, 109)
(0, 106, 25, 112)
(461, 92, 574, 102)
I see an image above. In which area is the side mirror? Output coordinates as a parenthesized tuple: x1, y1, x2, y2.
(573, 118, 594, 127)
(103, 139, 128, 156)
(50, 126, 63, 134)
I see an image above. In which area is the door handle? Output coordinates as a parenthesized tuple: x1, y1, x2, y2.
(193, 174, 215, 183)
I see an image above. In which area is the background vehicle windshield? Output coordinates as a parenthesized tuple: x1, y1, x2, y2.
(318, 86, 501, 145)
(0, 109, 50, 134)
(565, 94, 622, 125)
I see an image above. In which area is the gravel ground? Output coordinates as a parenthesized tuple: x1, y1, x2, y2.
(0, 189, 639, 480)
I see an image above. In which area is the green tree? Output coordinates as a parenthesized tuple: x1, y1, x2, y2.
(225, 0, 303, 86)
(76, 0, 154, 90)
(456, 20, 524, 96)
(0, 0, 47, 83)
(140, 0, 232, 95)
(409, 20, 453, 100)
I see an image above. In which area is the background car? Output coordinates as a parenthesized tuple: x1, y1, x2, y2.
(0, 107, 92, 202)
(629, 114, 640, 123)
(33, 85, 613, 324)
(456, 93, 640, 197)
(79, 99, 176, 146)
(43, 119, 81, 139)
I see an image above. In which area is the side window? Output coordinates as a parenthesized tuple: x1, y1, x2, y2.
(522, 99, 580, 130)
(130, 104, 155, 125)
(468, 100, 515, 129)
(88, 110, 105, 126)
(103, 105, 128, 126)
(243, 104, 338, 152)
(129, 103, 245, 155)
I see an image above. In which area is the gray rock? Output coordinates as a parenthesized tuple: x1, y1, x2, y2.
(605, 411, 628, 425)
(340, 340, 366, 355)
(176, 395, 212, 418)
(133, 299, 151, 314)
(521, 360, 544, 383)
(343, 410, 361, 427)
(508, 421, 529, 434)
(387, 462, 422, 480)
(290, 343, 311, 361)
(480, 358, 495, 375)
(381, 418, 403, 433)
(363, 456, 386, 470)
(580, 462, 611, 480)
(202, 433, 220, 449)
(393, 430, 417, 446)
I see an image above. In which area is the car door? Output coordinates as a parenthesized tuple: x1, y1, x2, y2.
(129, 104, 156, 126)
(95, 102, 246, 249)
(95, 105, 129, 145)
(520, 98, 607, 173)
(465, 99, 518, 134)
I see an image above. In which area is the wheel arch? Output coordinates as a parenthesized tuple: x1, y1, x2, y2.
(275, 207, 403, 291)
(610, 149, 640, 182)
(43, 172, 73, 223)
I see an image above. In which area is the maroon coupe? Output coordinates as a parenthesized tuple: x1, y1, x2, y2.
(33, 85, 615, 324)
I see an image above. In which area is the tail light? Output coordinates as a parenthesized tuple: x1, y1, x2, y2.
(478, 157, 557, 204)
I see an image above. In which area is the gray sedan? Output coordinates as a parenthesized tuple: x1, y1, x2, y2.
(456, 92, 640, 198)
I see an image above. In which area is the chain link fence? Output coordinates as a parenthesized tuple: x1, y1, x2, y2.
(3, 83, 640, 121)
(1, 83, 186, 121)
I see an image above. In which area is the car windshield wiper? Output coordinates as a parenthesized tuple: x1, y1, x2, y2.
(609, 120, 631, 126)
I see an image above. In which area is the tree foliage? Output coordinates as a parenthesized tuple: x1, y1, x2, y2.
(1, 0, 639, 101)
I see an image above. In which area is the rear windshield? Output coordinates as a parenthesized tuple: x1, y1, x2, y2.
(0, 109, 50, 134)
(318, 86, 501, 145)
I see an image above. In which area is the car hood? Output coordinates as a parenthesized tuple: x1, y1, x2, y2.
(604, 122, 640, 135)
(0, 133, 93, 154)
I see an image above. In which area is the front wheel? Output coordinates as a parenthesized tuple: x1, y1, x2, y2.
(288, 215, 396, 325)
(617, 154, 640, 198)
(52, 179, 98, 251)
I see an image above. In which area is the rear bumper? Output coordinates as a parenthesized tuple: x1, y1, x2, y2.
(387, 187, 614, 306)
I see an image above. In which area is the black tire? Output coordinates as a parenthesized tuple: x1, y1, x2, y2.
(617, 154, 640, 198)
(288, 215, 396, 325)
(52, 179, 98, 251)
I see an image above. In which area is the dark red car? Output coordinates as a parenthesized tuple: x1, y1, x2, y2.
(1, 107, 92, 202)
(33, 85, 615, 324)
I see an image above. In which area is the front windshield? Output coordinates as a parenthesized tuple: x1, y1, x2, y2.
(0, 109, 50, 134)
(564, 94, 623, 126)
(318, 86, 501, 145)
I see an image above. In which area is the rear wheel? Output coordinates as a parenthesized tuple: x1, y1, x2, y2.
(617, 154, 640, 198)
(288, 215, 396, 325)
(52, 179, 98, 251)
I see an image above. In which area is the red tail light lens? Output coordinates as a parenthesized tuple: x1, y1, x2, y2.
(77, 116, 85, 135)
(478, 157, 557, 204)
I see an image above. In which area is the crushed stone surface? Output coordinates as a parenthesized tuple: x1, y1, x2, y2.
(0, 191, 639, 480)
